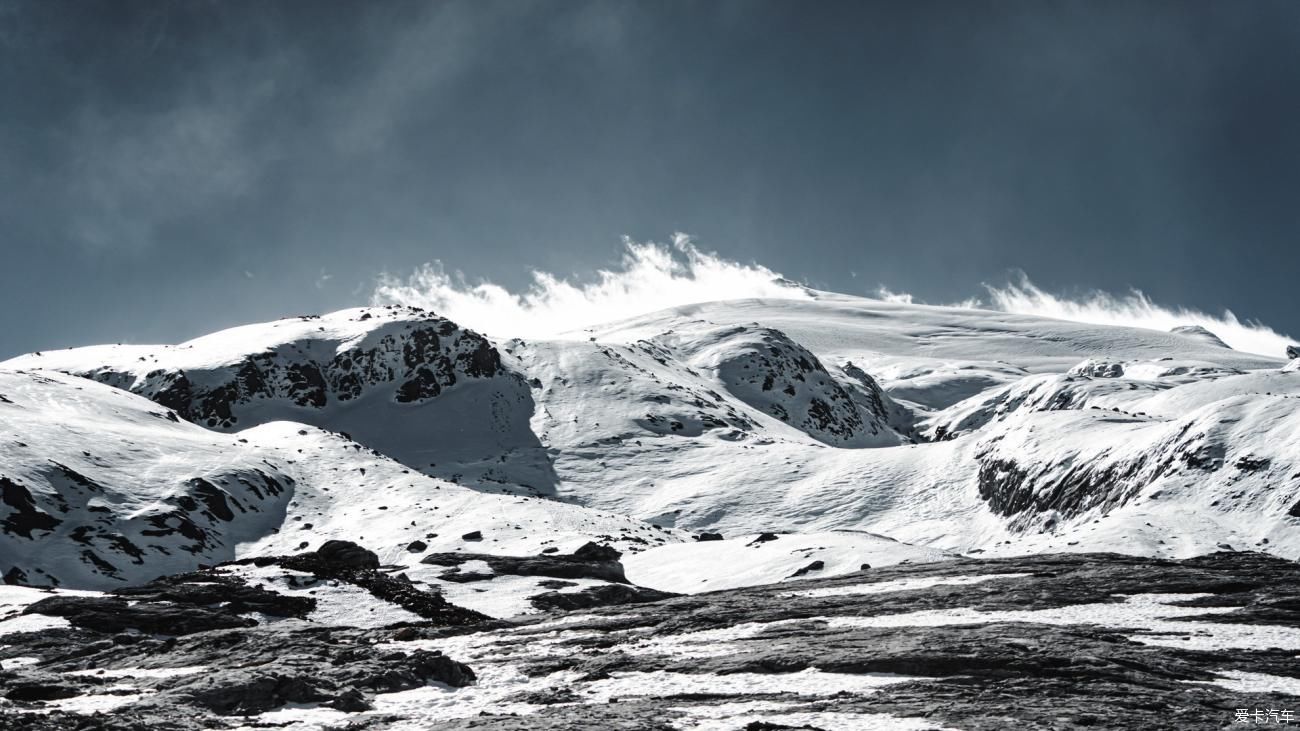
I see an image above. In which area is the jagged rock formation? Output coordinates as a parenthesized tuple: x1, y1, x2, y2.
(655, 322, 906, 447)
(18, 306, 505, 429)
(971, 393, 1300, 534)
(5, 306, 541, 481)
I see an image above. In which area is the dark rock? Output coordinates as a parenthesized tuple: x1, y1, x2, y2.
(529, 584, 678, 612)
(462, 531, 483, 541)
(390, 626, 421, 641)
(275, 545, 489, 626)
(572, 542, 621, 562)
(0, 476, 61, 539)
(405, 540, 428, 553)
(422, 544, 629, 584)
(313, 540, 380, 570)
(6, 551, 1297, 730)
(695, 532, 724, 542)
(788, 560, 825, 577)
(112, 571, 315, 618)
(438, 570, 496, 583)
(330, 686, 371, 712)
(750, 532, 780, 544)
(1288, 344, 1299, 360)
(3, 675, 83, 701)
(23, 595, 257, 635)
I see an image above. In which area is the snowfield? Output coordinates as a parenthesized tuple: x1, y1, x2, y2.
(3, 292, 1298, 594)
(1, 291, 1298, 729)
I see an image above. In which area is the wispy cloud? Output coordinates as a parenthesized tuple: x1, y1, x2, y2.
(374, 240, 1294, 357)
(975, 275, 1294, 358)
(371, 234, 809, 338)
(883, 274, 1293, 358)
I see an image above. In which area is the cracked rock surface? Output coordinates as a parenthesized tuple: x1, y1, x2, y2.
(1, 550, 1297, 729)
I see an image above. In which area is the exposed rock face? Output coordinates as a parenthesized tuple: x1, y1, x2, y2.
(423, 542, 631, 584)
(0, 369, 296, 589)
(971, 394, 1300, 533)
(528, 584, 677, 612)
(70, 308, 506, 429)
(21, 570, 315, 635)
(703, 325, 891, 447)
(310, 539, 380, 570)
(595, 322, 905, 448)
(1068, 358, 1126, 378)
(266, 541, 492, 625)
(1286, 344, 1299, 360)
(6, 307, 544, 489)
(4, 551, 1294, 729)
(0, 560, 481, 725)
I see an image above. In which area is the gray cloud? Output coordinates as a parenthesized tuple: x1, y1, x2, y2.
(0, 1, 1298, 358)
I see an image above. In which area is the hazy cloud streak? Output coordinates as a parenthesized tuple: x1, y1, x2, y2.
(371, 234, 810, 338)
(978, 275, 1294, 358)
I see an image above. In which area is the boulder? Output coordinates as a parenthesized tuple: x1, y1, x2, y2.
(313, 540, 380, 570)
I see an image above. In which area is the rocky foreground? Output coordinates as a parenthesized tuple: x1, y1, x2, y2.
(2, 544, 1299, 730)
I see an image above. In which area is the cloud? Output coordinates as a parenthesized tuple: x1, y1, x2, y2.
(26, 1, 518, 254)
(976, 275, 1294, 358)
(374, 239, 1294, 357)
(371, 234, 810, 338)
(874, 287, 914, 304)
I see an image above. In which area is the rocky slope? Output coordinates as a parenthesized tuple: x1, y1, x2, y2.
(0, 366, 686, 591)
(2, 547, 1298, 730)
(0, 368, 295, 588)
(5, 306, 545, 488)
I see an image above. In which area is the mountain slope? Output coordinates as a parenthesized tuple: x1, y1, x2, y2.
(0, 369, 294, 588)
(5, 291, 1298, 586)
(5, 306, 551, 491)
(0, 368, 685, 591)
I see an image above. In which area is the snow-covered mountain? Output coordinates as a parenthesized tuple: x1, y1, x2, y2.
(3, 291, 1298, 597)
(0, 366, 684, 590)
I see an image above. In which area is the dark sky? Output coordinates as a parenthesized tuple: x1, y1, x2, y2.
(2, 0, 1298, 357)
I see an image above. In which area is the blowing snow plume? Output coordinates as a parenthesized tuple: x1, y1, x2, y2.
(983, 275, 1294, 358)
(371, 234, 809, 338)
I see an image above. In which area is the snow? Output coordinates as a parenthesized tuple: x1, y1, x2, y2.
(0, 584, 100, 636)
(784, 573, 1033, 599)
(39, 690, 144, 714)
(580, 668, 923, 701)
(1193, 670, 1300, 696)
(66, 666, 206, 679)
(677, 708, 957, 731)
(0, 366, 686, 595)
(4, 290, 1299, 601)
(5, 289, 1299, 728)
(624, 532, 952, 594)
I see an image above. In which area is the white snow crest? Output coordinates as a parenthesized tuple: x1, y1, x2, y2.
(980, 275, 1293, 358)
(370, 234, 810, 338)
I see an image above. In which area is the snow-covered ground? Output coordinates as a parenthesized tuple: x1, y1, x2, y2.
(3, 291, 1298, 601)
